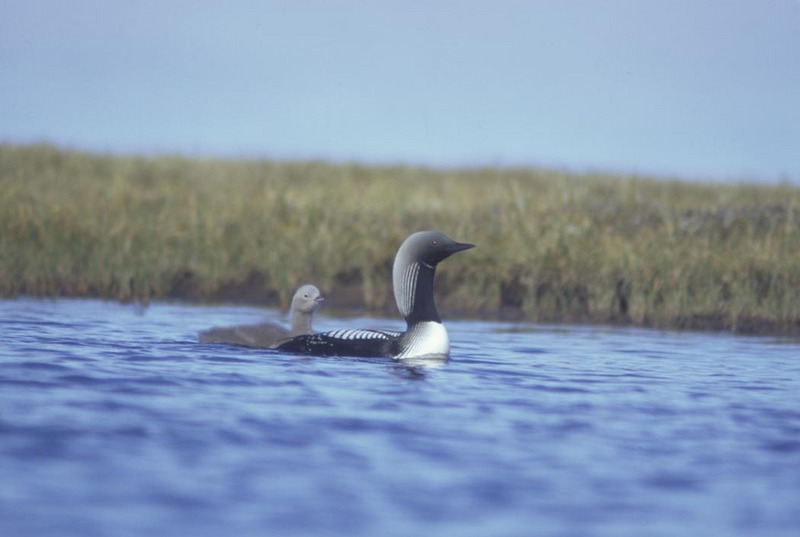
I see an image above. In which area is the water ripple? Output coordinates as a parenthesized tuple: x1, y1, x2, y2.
(0, 298, 799, 537)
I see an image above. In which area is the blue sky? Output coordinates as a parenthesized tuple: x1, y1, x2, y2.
(2, 0, 799, 181)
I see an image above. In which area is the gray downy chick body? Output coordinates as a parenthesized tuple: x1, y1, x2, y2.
(198, 284, 323, 349)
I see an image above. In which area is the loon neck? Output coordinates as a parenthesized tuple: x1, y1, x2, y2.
(289, 306, 312, 335)
(394, 261, 441, 326)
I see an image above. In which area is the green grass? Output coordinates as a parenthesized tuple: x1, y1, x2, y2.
(2, 142, 800, 334)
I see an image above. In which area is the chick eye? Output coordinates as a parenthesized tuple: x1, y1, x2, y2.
(303, 294, 309, 298)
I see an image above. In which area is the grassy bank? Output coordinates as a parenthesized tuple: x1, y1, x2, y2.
(2, 143, 800, 334)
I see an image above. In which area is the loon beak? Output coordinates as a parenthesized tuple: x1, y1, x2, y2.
(447, 241, 475, 254)
(436, 241, 474, 262)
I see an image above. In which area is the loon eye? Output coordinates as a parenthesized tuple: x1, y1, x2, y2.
(430, 240, 440, 248)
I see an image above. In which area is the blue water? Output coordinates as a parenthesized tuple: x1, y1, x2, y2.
(1, 298, 799, 537)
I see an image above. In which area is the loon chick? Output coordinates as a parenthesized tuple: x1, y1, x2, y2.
(277, 231, 474, 359)
(198, 284, 323, 348)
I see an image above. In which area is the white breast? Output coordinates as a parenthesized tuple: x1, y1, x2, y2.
(394, 321, 450, 359)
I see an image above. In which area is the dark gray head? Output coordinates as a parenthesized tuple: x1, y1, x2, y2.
(291, 284, 324, 314)
(392, 231, 474, 323)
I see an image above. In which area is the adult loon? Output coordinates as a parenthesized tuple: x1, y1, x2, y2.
(198, 284, 323, 348)
(276, 231, 474, 359)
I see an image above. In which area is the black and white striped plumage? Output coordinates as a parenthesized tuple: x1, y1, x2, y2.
(276, 231, 474, 359)
(278, 328, 401, 357)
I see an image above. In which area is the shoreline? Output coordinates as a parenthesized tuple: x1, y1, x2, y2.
(5, 280, 799, 339)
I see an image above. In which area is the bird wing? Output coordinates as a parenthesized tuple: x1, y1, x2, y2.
(276, 329, 401, 357)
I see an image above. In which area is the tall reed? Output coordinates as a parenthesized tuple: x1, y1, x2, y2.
(2, 143, 799, 334)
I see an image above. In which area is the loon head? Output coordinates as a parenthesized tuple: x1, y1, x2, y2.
(392, 231, 475, 324)
(292, 284, 324, 314)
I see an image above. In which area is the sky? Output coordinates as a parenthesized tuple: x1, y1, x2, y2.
(2, 0, 799, 182)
